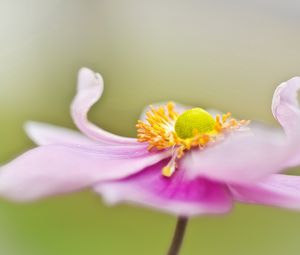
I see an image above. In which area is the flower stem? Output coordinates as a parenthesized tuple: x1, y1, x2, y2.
(166, 216, 189, 255)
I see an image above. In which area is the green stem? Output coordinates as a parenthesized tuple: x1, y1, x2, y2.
(166, 216, 189, 255)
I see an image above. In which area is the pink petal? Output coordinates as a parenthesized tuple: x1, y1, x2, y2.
(183, 125, 294, 184)
(272, 77, 300, 166)
(25, 121, 99, 146)
(139, 102, 222, 122)
(229, 174, 300, 210)
(183, 76, 300, 184)
(71, 68, 137, 145)
(94, 159, 232, 217)
(272, 77, 300, 138)
(0, 144, 169, 201)
(139, 101, 190, 121)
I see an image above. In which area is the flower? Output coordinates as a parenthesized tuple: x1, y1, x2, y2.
(1, 68, 300, 217)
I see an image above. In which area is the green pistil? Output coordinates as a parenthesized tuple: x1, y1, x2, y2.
(174, 108, 216, 139)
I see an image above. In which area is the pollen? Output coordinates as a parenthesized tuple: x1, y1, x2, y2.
(136, 102, 249, 177)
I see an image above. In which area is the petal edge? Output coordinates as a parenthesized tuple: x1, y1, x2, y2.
(71, 68, 138, 145)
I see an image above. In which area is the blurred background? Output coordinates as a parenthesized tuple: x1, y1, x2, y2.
(1, 0, 300, 254)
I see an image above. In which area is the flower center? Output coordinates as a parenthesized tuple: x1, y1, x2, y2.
(174, 108, 216, 139)
(136, 102, 249, 177)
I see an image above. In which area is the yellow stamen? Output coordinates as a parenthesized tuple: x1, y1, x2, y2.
(162, 148, 178, 177)
(162, 166, 174, 177)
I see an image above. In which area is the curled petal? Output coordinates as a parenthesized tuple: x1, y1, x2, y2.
(94, 159, 232, 217)
(230, 174, 300, 210)
(0, 144, 169, 201)
(272, 77, 300, 138)
(183, 126, 293, 184)
(272, 77, 300, 166)
(71, 68, 137, 145)
(25, 121, 98, 146)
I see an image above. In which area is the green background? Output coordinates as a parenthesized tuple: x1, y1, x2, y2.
(1, 1, 300, 254)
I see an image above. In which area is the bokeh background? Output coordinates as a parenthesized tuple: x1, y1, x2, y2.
(1, 1, 300, 254)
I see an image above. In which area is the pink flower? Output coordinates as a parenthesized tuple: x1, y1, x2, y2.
(1, 68, 300, 217)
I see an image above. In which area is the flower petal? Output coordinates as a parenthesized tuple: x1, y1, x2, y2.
(139, 102, 223, 122)
(272, 77, 300, 138)
(71, 68, 137, 144)
(229, 174, 300, 210)
(94, 159, 232, 217)
(272, 77, 300, 166)
(0, 144, 169, 201)
(139, 101, 190, 121)
(183, 125, 294, 184)
(183, 77, 300, 183)
(25, 121, 98, 146)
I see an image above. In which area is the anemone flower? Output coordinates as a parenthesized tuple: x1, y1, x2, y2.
(1, 68, 300, 255)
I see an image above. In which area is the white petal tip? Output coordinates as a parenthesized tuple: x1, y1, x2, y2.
(77, 67, 103, 91)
